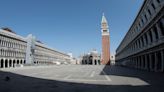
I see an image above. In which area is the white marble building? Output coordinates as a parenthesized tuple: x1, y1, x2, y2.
(116, 0, 164, 72)
(0, 28, 70, 68)
(80, 50, 101, 65)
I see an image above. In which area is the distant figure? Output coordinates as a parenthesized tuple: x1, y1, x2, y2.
(4, 76, 10, 81)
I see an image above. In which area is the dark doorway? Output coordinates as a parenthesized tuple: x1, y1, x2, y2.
(89, 60, 92, 65)
(17, 60, 19, 64)
(1, 59, 4, 68)
(157, 52, 162, 70)
(95, 60, 97, 65)
(5, 59, 8, 68)
(143, 56, 145, 68)
(85, 60, 87, 64)
(146, 54, 150, 70)
(98, 60, 100, 65)
(9, 60, 12, 67)
(13, 60, 16, 67)
(151, 53, 155, 70)
(20, 60, 23, 64)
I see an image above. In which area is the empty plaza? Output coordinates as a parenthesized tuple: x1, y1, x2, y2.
(1, 65, 164, 92)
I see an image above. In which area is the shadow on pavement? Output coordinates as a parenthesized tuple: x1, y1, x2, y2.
(100, 65, 164, 91)
(0, 68, 164, 92)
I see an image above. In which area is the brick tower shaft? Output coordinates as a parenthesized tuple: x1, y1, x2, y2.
(101, 13, 110, 65)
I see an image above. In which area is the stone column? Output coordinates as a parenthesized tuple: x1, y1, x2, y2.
(7, 60, 10, 68)
(145, 54, 148, 70)
(11, 60, 13, 68)
(138, 56, 141, 69)
(135, 57, 138, 68)
(3, 60, 5, 68)
(155, 52, 158, 72)
(142, 15, 146, 23)
(134, 58, 136, 67)
(136, 57, 138, 68)
(156, 23, 163, 38)
(139, 56, 141, 69)
(129, 59, 131, 67)
(140, 56, 142, 69)
(12, 61, 15, 67)
(161, 50, 164, 72)
(132, 58, 135, 67)
(149, 54, 153, 71)
(133, 58, 135, 67)
(161, 18, 164, 27)
(146, 32, 151, 44)
(132, 45, 134, 51)
(92, 60, 94, 65)
(141, 56, 144, 69)
(135, 43, 137, 51)
(130, 58, 133, 67)
(137, 40, 140, 49)
(143, 36, 147, 46)
(140, 39, 143, 48)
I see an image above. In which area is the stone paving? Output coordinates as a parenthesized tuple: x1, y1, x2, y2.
(0, 65, 164, 92)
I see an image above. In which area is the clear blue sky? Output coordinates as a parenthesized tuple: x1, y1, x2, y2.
(0, 0, 143, 57)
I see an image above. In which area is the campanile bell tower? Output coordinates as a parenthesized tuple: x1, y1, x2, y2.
(101, 13, 110, 65)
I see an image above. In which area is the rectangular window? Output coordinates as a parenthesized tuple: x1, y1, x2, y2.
(141, 19, 144, 24)
(144, 14, 148, 21)
(139, 23, 141, 28)
(157, 0, 160, 3)
(136, 27, 138, 32)
(148, 9, 151, 16)
(137, 26, 140, 31)
(151, 3, 156, 10)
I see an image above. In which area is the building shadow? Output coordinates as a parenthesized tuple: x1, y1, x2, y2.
(100, 65, 164, 91)
(0, 68, 164, 92)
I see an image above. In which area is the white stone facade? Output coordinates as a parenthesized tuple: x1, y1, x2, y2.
(0, 29, 70, 68)
(80, 50, 101, 65)
(116, 0, 164, 72)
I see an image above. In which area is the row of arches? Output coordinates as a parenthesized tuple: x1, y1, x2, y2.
(130, 18, 164, 53)
(118, 0, 163, 52)
(125, 49, 164, 72)
(82, 60, 101, 65)
(34, 61, 51, 64)
(0, 59, 25, 68)
(0, 34, 26, 50)
(0, 49, 26, 58)
(117, 16, 164, 59)
(129, 0, 162, 39)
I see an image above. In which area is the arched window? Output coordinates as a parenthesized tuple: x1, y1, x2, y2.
(159, 19, 164, 36)
(144, 34, 148, 44)
(149, 30, 153, 42)
(153, 26, 159, 40)
(148, 9, 152, 16)
(151, 3, 156, 10)
(141, 37, 144, 47)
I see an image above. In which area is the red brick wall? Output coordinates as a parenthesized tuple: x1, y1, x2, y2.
(102, 35, 110, 65)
